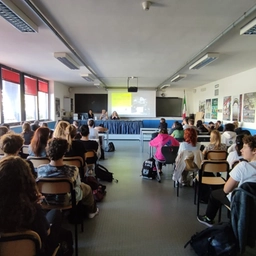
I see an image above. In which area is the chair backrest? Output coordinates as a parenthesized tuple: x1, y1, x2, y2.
(201, 160, 230, 175)
(85, 150, 97, 165)
(26, 157, 50, 168)
(63, 156, 84, 168)
(0, 230, 41, 256)
(206, 150, 228, 160)
(21, 145, 29, 154)
(161, 146, 179, 165)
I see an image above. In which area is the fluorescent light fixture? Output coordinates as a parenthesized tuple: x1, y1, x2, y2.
(54, 52, 80, 70)
(160, 84, 170, 90)
(81, 74, 95, 82)
(240, 17, 256, 35)
(189, 53, 219, 70)
(170, 74, 187, 82)
(0, 0, 38, 32)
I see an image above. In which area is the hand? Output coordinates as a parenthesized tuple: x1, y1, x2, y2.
(37, 193, 45, 204)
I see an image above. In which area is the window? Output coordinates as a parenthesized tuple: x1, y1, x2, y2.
(1, 68, 21, 123)
(38, 80, 49, 120)
(24, 76, 38, 121)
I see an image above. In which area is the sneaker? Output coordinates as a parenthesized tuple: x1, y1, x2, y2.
(197, 215, 214, 227)
(88, 208, 99, 219)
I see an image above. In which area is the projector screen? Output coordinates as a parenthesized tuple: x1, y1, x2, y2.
(108, 90, 156, 117)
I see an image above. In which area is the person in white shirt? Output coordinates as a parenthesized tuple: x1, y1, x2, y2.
(198, 135, 256, 227)
(87, 119, 99, 139)
(221, 123, 237, 147)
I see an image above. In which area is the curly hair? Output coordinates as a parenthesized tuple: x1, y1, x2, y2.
(243, 135, 256, 151)
(30, 127, 49, 156)
(209, 130, 221, 149)
(0, 133, 24, 154)
(0, 156, 38, 232)
(184, 128, 197, 147)
(46, 138, 68, 160)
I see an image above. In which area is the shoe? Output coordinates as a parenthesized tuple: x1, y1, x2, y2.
(197, 215, 214, 227)
(88, 208, 99, 219)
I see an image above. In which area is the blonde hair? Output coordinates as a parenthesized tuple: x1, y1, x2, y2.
(210, 130, 221, 149)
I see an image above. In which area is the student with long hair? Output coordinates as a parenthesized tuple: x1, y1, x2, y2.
(203, 130, 227, 156)
(29, 127, 50, 157)
(0, 156, 62, 255)
(21, 122, 34, 145)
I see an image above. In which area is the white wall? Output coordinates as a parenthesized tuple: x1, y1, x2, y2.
(192, 67, 256, 129)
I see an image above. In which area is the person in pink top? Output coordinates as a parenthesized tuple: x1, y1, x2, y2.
(149, 128, 179, 175)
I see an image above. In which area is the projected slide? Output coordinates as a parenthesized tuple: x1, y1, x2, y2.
(108, 90, 156, 117)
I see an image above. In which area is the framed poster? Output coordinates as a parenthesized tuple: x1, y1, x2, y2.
(205, 99, 211, 119)
(211, 98, 218, 119)
(55, 98, 60, 117)
(223, 96, 231, 121)
(243, 92, 256, 123)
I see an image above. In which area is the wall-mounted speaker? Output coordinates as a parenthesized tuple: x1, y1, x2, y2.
(128, 87, 138, 92)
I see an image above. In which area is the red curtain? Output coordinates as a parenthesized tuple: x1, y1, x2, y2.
(38, 80, 48, 93)
(1, 68, 20, 83)
(25, 76, 37, 95)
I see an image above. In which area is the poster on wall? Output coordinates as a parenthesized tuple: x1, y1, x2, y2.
(243, 92, 256, 123)
(205, 99, 211, 119)
(223, 96, 231, 121)
(199, 100, 205, 113)
(211, 98, 218, 119)
(232, 95, 242, 121)
(55, 98, 60, 117)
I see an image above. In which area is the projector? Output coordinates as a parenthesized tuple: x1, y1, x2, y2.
(128, 87, 138, 92)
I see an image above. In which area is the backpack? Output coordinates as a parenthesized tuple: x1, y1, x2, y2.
(57, 227, 74, 256)
(105, 142, 115, 152)
(141, 157, 157, 179)
(184, 222, 238, 256)
(95, 164, 118, 183)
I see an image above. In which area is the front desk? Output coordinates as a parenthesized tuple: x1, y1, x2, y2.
(76, 120, 143, 134)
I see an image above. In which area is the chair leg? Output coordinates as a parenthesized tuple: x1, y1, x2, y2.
(218, 205, 222, 223)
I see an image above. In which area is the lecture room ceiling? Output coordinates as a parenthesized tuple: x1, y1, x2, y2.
(0, 0, 256, 91)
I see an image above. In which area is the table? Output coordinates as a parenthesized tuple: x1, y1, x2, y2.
(140, 128, 159, 152)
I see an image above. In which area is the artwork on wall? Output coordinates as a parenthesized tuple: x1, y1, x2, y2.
(205, 99, 211, 119)
(199, 100, 205, 113)
(211, 98, 218, 119)
(223, 96, 231, 121)
(243, 92, 256, 123)
(55, 98, 60, 117)
(232, 95, 242, 121)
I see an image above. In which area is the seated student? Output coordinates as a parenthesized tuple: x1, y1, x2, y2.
(158, 118, 167, 130)
(0, 126, 9, 138)
(37, 138, 99, 218)
(0, 133, 36, 178)
(40, 122, 53, 138)
(88, 109, 94, 119)
(171, 121, 184, 140)
(221, 123, 237, 147)
(227, 134, 245, 169)
(0, 156, 62, 256)
(110, 111, 120, 120)
(21, 122, 34, 145)
(197, 135, 256, 227)
(100, 109, 108, 120)
(215, 120, 224, 131)
(87, 119, 99, 139)
(30, 120, 40, 132)
(149, 128, 180, 175)
(196, 120, 209, 133)
(80, 125, 100, 163)
(183, 118, 197, 131)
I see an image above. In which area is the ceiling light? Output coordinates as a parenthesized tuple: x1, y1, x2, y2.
(54, 52, 80, 70)
(160, 84, 170, 90)
(81, 74, 95, 82)
(170, 74, 187, 82)
(240, 17, 256, 35)
(0, 0, 38, 32)
(189, 53, 219, 70)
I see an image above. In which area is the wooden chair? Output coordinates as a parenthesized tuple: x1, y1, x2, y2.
(206, 150, 228, 160)
(27, 156, 50, 168)
(85, 150, 97, 175)
(63, 156, 85, 178)
(0, 230, 42, 256)
(36, 177, 82, 256)
(195, 160, 230, 219)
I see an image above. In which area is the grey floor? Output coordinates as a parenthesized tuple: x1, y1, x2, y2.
(66, 140, 255, 256)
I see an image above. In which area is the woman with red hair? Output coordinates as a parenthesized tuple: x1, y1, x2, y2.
(178, 128, 201, 154)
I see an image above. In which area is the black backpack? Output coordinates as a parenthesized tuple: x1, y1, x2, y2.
(95, 164, 118, 183)
(184, 222, 238, 256)
(141, 157, 157, 179)
(105, 142, 115, 152)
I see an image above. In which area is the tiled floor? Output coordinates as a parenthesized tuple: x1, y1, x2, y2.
(67, 140, 255, 256)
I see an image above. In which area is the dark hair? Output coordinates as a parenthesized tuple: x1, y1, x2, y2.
(184, 128, 197, 147)
(1, 123, 10, 129)
(0, 134, 24, 154)
(30, 127, 49, 156)
(0, 126, 9, 137)
(243, 135, 256, 151)
(176, 122, 183, 131)
(196, 120, 203, 127)
(46, 138, 68, 160)
(159, 128, 168, 134)
(88, 119, 95, 127)
(235, 134, 245, 156)
(224, 123, 235, 132)
(80, 125, 89, 137)
(0, 156, 38, 232)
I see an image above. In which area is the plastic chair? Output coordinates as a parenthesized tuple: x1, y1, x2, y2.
(0, 230, 42, 256)
(161, 145, 179, 171)
(195, 160, 230, 218)
(206, 150, 228, 160)
(36, 177, 82, 256)
(26, 156, 50, 168)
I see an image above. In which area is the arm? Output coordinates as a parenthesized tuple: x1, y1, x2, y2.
(223, 177, 239, 194)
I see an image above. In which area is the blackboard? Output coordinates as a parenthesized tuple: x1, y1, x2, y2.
(156, 97, 182, 117)
(75, 94, 107, 113)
